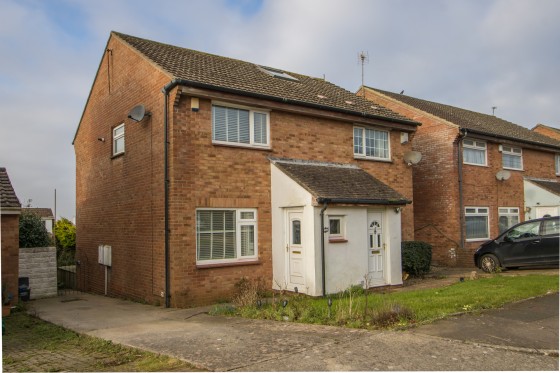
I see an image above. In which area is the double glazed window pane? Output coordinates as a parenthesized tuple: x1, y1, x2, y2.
(213, 105, 267, 146)
(503, 153, 522, 169)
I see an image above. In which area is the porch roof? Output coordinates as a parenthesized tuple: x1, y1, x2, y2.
(527, 179, 560, 196)
(271, 158, 411, 205)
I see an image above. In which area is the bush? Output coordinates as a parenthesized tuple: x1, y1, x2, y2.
(54, 218, 76, 250)
(401, 241, 432, 277)
(232, 277, 268, 307)
(19, 211, 52, 248)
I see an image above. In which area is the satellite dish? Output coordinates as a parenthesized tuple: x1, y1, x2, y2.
(403, 151, 422, 166)
(496, 170, 511, 181)
(128, 104, 150, 122)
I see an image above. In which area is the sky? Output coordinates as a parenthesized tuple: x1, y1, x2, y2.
(1, 0, 559, 220)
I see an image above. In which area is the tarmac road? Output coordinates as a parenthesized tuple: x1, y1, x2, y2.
(29, 291, 559, 371)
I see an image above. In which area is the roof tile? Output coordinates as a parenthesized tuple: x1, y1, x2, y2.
(113, 32, 417, 125)
(272, 158, 410, 204)
(366, 87, 560, 149)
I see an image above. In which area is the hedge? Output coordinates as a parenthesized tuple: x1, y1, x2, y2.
(401, 241, 432, 277)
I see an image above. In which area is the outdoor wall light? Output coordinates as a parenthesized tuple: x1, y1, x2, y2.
(97, 137, 105, 142)
(394, 207, 401, 214)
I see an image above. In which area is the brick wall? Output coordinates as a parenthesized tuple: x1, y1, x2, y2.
(1, 214, 20, 304)
(75, 35, 415, 307)
(74, 34, 170, 304)
(362, 88, 560, 267)
(19, 247, 57, 299)
(168, 95, 415, 306)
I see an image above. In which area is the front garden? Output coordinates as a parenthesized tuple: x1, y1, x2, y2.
(211, 274, 559, 329)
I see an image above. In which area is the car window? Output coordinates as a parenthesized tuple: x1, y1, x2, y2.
(505, 221, 541, 240)
(541, 218, 560, 236)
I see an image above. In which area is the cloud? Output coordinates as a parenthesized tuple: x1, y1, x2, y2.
(1, 0, 559, 220)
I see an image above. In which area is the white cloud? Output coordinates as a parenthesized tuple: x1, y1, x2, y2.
(1, 0, 559, 220)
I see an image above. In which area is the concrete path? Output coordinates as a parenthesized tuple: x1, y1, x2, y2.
(29, 291, 559, 371)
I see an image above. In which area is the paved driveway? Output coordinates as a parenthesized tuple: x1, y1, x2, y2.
(29, 291, 558, 371)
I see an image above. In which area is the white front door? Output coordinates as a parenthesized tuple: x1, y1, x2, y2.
(287, 210, 305, 288)
(367, 210, 385, 285)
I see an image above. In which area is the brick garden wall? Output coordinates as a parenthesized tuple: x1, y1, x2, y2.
(19, 247, 57, 299)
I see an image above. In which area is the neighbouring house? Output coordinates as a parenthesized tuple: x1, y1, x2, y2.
(22, 208, 55, 234)
(1, 167, 21, 305)
(532, 123, 560, 141)
(73, 32, 420, 306)
(360, 87, 560, 267)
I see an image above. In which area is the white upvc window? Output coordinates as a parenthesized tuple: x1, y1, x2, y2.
(328, 215, 346, 241)
(501, 145, 523, 170)
(212, 104, 270, 148)
(498, 207, 520, 234)
(463, 139, 487, 166)
(556, 155, 560, 175)
(353, 126, 390, 160)
(113, 123, 125, 156)
(196, 208, 258, 264)
(465, 206, 489, 241)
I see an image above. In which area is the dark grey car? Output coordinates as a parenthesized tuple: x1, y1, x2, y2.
(474, 216, 560, 272)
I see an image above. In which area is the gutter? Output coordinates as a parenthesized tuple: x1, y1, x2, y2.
(461, 127, 560, 152)
(457, 129, 467, 248)
(164, 79, 420, 127)
(161, 80, 181, 308)
(317, 198, 411, 205)
(319, 200, 329, 297)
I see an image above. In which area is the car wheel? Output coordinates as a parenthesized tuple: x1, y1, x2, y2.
(480, 254, 500, 273)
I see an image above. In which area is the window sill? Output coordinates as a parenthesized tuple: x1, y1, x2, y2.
(503, 167, 524, 172)
(111, 152, 125, 159)
(463, 162, 488, 167)
(329, 238, 348, 243)
(196, 260, 261, 269)
(354, 155, 392, 163)
(212, 141, 272, 152)
(466, 238, 490, 242)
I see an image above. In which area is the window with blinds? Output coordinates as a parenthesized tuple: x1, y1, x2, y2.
(196, 209, 258, 263)
(212, 104, 269, 148)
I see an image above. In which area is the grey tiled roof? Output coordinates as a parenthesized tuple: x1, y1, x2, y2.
(366, 87, 560, 149)
(272, 158, 410, 205)
(113, 32, 418, 125)
(22, 208, 54, 219)
(0, 167, 21, 210)
(528, 179, 560, 196)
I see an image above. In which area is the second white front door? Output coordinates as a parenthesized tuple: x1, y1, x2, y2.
(367, 210, 385, 285)
(287, 210, 305, 288)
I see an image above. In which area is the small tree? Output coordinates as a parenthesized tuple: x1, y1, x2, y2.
(54, 218, 76, 250)
(55, 218, 76, 266)
(19, 211, 52, 248)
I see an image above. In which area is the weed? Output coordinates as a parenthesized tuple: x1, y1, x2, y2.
(232, 277, 268, 308)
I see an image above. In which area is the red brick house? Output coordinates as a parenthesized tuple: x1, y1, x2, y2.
(73, 32, 420, 307)
(1, 167, 21, 305)
(532, 123, 560, 141)
(361, 87, 560, 267)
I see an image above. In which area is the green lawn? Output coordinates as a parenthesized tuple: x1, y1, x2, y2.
(213, 274, 559, 329)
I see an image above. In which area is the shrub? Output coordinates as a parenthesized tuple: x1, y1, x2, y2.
(232, 277, 268, 307)
(401, 241, 432, 277)
(54, 218, 75, 250)
(19, 211, 52, 248)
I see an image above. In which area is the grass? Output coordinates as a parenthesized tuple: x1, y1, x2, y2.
(212, 274, 559, 329)
(2, 311, 203, 372)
